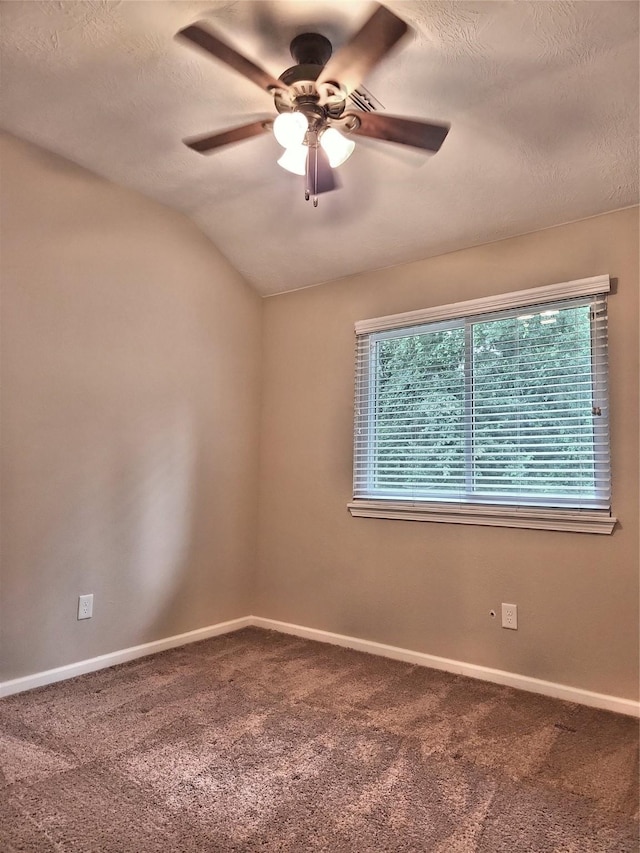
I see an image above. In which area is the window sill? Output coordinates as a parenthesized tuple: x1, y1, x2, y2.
(347, 500, 617, 534)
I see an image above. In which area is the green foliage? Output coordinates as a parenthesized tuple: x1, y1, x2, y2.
(372, 305, 596, 499)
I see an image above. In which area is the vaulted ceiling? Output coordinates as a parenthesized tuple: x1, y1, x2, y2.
(1, 1, 638, 295)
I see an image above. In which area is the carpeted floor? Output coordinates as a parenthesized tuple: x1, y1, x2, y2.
(1, 627, 638, 852)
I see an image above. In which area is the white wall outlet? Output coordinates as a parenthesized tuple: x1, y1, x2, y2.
(78, 594, 94, 620)
(501, 603, 518, 630)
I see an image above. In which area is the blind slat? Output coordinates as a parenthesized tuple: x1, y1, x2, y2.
(353, 291, 610, 510)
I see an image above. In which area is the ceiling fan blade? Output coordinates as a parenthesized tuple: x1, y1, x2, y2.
(184, 120, 272, 154)
(345, 113, 450, 152)
(316, 5, 408, 99)
(177, 22, 287, 94)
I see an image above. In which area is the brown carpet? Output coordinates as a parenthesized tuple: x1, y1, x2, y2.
(1, 627, 638, 852)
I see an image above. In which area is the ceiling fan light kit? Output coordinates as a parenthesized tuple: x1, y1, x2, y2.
(277, 144, 308, 176)
(273, 111, 308, 149)
(319, 128, 355, 168)
(274, 115, 354, 176)
(176, 3, 450, 207)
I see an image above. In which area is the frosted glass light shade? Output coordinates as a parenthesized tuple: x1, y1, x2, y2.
(320, 127, 355, 168)
(277, 144, 308, 176)
(273, 112, 308, 148)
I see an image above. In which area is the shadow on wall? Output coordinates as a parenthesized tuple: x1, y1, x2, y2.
(0, 132, 261, 681)
(100, 402, 198, 635)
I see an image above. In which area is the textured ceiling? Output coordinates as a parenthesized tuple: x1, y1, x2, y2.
(1, 1, 638, 295)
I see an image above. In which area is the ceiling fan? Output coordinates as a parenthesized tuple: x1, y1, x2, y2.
(176, 3, 450, 206)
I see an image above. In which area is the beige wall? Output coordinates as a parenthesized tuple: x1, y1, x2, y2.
(0, 134, 262, 681)
(256, 207, 639, 700)
(2, 131, 637, 702)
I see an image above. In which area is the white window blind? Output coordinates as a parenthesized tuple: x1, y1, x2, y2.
(353, 280, 610, 513)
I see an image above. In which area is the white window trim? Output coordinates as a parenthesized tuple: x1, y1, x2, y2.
(347, 500, 616, 534)
(350, 274, 616, 535)
(355, 274, 610, 334)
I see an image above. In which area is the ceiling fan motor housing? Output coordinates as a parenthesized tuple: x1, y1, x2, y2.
(290, 33, 332, 66)
(274, 33, 345, 119)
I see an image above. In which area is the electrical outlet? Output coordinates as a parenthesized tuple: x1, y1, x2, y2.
(501, 603, 517, 630)
(78, 594, 93, 620)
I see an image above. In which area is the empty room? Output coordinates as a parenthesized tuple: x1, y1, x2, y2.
(1, 1, 638, 851)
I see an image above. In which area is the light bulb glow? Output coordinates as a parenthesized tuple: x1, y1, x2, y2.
(320, 127, 355, 168)
(277, 144, 308, 176)
(273, 112, 308, 148)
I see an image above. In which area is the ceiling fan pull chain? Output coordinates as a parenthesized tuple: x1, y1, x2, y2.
(305, 135, 319, 207)
(313, 142, 319, 207)
(305, 145, 313, 203)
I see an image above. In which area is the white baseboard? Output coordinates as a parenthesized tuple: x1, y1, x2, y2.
(2, 614, 638, 718)
(0, 616, 252, 698)
(251, 616, 640, 718)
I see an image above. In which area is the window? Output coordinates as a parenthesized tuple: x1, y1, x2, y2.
(350, 275, 615, 533)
